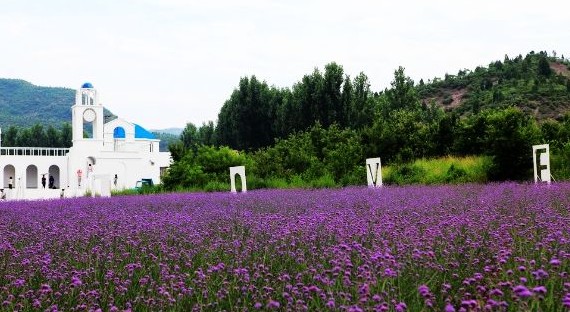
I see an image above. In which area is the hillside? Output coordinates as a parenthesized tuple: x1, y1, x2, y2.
(417, 51, 570, 120)
(0, 79, 115, 128)
(0, 79, 75, 128)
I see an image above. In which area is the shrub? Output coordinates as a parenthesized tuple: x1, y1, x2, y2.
(445, 164, 467, 183)
(203, 181, 229, 192)
(264, 178, 289, 189)
(162, 145, 248, 190)
(384, 164, 427, 185)
(551, 142, 570, 180)
(310, 173, 337, 189)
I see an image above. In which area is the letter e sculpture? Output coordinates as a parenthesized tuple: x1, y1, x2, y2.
(532, 144, 551, 184)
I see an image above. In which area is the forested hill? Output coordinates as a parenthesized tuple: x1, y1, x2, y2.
(417, 51, 570, 120)
(0, 79, 75, 128)
(213, 51, 570, 151)
(0, 79, 116, 129)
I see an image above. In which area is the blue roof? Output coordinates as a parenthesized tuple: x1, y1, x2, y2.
(134, 124, 156, 139)
(82, 82, 94, 88)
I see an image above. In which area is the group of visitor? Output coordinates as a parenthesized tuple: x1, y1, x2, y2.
(41, 175, 57, 189)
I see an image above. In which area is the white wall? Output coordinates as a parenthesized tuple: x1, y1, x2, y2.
(0, 156, 68, 189)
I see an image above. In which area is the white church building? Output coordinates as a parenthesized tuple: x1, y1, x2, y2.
(0, 83, 171, 200)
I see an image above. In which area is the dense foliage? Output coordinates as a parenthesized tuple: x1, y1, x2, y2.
(167, 52, 570, 189)
(2, 183, 570, 310)
(161, 145, 248, 191)
(213, 52, 570, 152)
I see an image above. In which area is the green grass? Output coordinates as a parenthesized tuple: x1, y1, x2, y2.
(383, 156, 492, 185)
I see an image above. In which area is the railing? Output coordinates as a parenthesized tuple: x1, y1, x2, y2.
(0, 147, 70, 156)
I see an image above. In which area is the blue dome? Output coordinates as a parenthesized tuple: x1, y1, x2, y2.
(81, 82, 94, 88)
(134, 124, 156, 139)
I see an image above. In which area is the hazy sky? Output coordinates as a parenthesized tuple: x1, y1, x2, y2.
(1, 0, 568, 129)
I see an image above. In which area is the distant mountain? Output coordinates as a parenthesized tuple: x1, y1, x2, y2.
(0, 79, 115, 129)
(151, 127, 183, 136)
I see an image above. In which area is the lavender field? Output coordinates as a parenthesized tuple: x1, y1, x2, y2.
(1, 183, 570, 311)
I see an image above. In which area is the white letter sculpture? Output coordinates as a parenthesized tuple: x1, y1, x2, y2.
(229, 166, 247, 193)
(366, 158, 382, 188)
(532, 144, 551, 184)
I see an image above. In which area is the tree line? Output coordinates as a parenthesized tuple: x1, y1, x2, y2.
(163, 52, 570, 189)
(180, 51, 570, 154)
(1, 123, 72, 148)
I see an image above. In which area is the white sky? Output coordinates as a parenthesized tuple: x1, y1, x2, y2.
(1, 0, 568, 129)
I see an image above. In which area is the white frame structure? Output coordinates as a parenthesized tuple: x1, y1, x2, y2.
(229, 166, 247, 193)
(532, 144, 551, 184)
(366, 157, 382, 188)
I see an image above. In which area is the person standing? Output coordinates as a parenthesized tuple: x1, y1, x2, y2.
(113, 174, 118, 188)
(41, 175, 46, 189)
(77, 169, 82, 187)
(49, 175, 55, 189)
(8, 176, 13, 189)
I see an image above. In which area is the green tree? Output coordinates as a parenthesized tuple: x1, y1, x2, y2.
(2, 126, 18, 146)
(322, 62, 344, 127)
(45, 125, 59, 147)
(436, 113, 459, 155)
(29, 124, 46, 146)
(383, 66, 419, 113)
(485, 108, 540, 180)
(168, 141, 186, 162)
(537, 56, 552, 77)
(349, 72, 374, 129)
(196, 121, 216, 146)
(180, 122, 198, 150)
(215, 76, 277, 150)
(60, 123, 72, 147)
(17, 128, 32, 146)
(339, 75, 352, 128)
(540, 119, 563, 148)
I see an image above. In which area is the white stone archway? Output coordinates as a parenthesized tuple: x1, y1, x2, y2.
(26, 165, 38, 188)
(3, 165, 15, 189)
(229, 166, 247, 193)
(49, 165, 61, 189)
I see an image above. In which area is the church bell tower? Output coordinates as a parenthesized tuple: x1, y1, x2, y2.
(72, 82, 104, 146)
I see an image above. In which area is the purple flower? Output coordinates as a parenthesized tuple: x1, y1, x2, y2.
(532, 286, 547, 295)
(395, 302, 407, 312)
(40, 284, 52, 295)
(418, 284, 431, 298)
(267, 300, 280, 309)
(71, 276, 82, 287)
(490, 288, 503, 296)
(12, 279, 25, 287)
(513, 285, 532, 299)
(444, 303, 456, 312)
